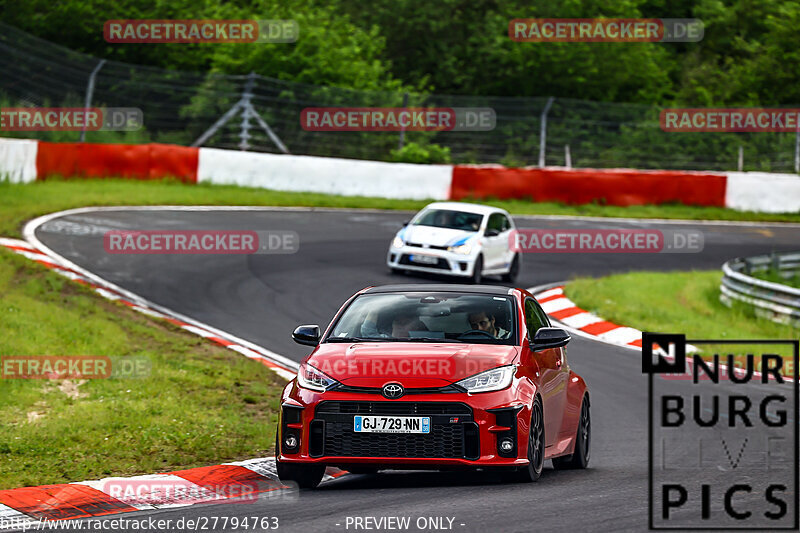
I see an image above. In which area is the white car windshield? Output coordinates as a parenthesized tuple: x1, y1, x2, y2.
(327, 292, 516, 344)
(413, 209, 483, 232)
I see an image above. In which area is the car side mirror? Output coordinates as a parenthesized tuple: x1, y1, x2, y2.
(402, 219, 410, 226)
(485, 228, 500, 237)
(531, 327, 571, 351)
(292, 325, 320, 346)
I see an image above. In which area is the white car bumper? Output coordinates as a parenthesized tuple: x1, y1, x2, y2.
(387, 246, 479, 277)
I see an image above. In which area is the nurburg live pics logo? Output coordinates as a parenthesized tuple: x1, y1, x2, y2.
(643, 332, 799, 530)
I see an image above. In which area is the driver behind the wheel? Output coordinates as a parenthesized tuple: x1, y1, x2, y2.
(466, 309, 511, 339)
(362, 308, 428, 338)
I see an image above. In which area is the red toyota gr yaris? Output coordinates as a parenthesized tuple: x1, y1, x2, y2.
(276, 284, 590, 488)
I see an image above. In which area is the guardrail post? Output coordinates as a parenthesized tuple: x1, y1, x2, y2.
(737, 146, 743, 171)
(565, 144, 572, 168)
(397, 92, 409, 151)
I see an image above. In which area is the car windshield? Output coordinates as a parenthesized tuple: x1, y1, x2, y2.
(327, 292, 516, 345)
(412, 209, 483, 232)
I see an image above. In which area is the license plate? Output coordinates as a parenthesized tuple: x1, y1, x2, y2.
(409, 254, 438, 265)
(353, 415, 430, 434)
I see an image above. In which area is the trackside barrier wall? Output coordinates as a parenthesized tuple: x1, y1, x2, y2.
(0, 138, 37, 183)
(725, 172, 800, 213)
(2, 138, 800, 212)
(197, 148, 453, 200)
(450, 165, 729, 207)
(36, 141, 199, 183)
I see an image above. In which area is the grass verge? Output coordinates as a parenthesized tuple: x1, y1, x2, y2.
(751, 269, 800, 289)
(0, 249, 285, 490)
(565, 270, 799, 375)
(2, 178, 800, 240)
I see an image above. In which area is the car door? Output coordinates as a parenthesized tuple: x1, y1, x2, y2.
(524, 298, 567, 447)
(496, 213, 515, 271)
(482, 213, 506, 269)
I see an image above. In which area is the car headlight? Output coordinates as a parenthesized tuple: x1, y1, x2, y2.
(455, 365, 516, 393)
(297, 363, 339, 392)
(448, 242, 472, 255)
(392, 236, 404, 248)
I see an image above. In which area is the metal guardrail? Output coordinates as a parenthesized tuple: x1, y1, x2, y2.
(720, 251, 800, 328)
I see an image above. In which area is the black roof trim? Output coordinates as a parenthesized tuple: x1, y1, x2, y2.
(363, 284, 515, 295)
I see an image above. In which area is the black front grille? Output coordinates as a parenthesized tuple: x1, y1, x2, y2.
(311, 402, 478, 459)
(323, 420, 464, 458)
(406, 242, 449, 250)
(317, 401, 471, 415)
(398, 254, 450, 270)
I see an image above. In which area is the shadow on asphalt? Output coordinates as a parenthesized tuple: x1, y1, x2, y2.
(318, 466, 600, 491)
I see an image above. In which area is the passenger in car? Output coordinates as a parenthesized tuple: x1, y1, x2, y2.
(362, 309, 429, 338)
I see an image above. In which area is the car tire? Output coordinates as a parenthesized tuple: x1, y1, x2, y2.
(553, 396, 590, 470)
(511, 398, 544, 482)
(389, 267, 402, 275)
(275, 434, 326, 489)
(469, 256, 483, 284)
(501, 254, 520, 283)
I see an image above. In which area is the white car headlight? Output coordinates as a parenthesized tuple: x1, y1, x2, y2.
(297, 363, 339, 392)
(448, 242, 473, 255)
(392, 236, 404, 248)
(455, 365, 516, 393)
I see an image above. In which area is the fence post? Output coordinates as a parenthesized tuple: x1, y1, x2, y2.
(564, 144, 572, 168)
(397, 92, 409, 151)
(80, 59, 106, 143)
(737, 146, 743, 171)
(238, 72, 257, 151)
(538, 97, 555, 167)
(795, 125, 799, 174)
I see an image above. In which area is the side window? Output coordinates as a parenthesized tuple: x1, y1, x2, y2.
(499, 214, 511, 232)
(486, 213, 503, 234)
(533, 300, 550, 328)
(524, 299, 547, 338)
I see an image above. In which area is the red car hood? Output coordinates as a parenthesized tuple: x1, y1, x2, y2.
(307, 342, 519, 388)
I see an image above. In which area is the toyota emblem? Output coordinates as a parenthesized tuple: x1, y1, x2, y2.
(382, 383, 404, 399)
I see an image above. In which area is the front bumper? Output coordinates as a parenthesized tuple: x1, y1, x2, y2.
(386, 246, 477, 277)
(277, 381, 531, 468)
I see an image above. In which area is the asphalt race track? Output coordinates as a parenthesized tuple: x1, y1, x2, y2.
(30, 207, 800, 532)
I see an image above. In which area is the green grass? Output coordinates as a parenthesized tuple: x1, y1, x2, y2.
(751, 269, 800, 289)
(0, 249, 286, 490)
(1, 178, 800, 241)
(565, 271, 799, 376)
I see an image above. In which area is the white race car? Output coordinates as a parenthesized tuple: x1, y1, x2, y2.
(387, 202, 520, 283)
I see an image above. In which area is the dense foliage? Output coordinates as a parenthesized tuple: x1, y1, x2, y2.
(2, 0, 799, 105)
(2, 0, 799, 168)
